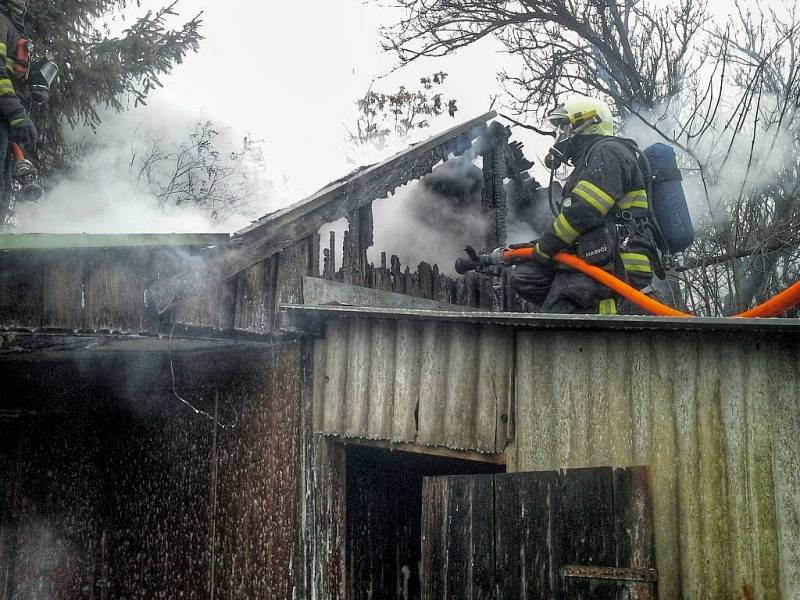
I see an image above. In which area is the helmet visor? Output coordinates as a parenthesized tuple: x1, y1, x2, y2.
(545, 105, 573, 142)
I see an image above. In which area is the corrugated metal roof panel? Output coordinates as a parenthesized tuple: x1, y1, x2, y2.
(312, 318, 513, 453)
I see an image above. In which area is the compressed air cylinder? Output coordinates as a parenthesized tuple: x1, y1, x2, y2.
(644, 143, 695, 253)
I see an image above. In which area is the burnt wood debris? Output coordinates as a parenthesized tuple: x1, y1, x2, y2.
(143, 111, 540, 321)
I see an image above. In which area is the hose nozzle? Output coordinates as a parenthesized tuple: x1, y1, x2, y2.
(11, 144, 43, 203)
(455, 256, 476, 274)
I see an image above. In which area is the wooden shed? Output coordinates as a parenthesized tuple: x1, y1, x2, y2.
(1, 112, 798, 600)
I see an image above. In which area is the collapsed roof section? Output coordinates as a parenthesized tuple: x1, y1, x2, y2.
(138, 111, 535, 333)
(211, 111, 507, 284)
(235, 112, 497, 252)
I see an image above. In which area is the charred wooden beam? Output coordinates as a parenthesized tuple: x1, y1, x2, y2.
(480, 120, 512, 250)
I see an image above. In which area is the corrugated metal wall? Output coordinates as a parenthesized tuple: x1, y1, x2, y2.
(311, 313, 800, 598)
(311, 314, 800, 598)
(313, 318, 514, 452)
(514, 329, 800, 600)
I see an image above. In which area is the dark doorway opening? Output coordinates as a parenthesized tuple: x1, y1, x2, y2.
(345, 444, 504, 600)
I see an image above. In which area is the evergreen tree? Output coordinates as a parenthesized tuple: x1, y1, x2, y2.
(25, 0, 203, 171)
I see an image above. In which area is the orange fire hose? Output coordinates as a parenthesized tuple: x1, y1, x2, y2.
(501, 247, 800, 318)
(10, 142, 24, 162)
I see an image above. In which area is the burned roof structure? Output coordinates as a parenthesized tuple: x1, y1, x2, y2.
(1, 113, 799, 600)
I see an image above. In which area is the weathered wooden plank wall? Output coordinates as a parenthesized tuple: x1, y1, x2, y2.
(0, 251, 42, 328)
(83, 249, 154, 332)
(234, 255, 279, 334)
(173, 266, 236, 331)
(273, 235, 318, 330)
(0, 247, 234, 333)
(420, 467, 655, 600)
(1, 234, 321, 337)
(0, 343, 305, 599)
(421, 475, 495, 600)
(494, 470, 561, 598)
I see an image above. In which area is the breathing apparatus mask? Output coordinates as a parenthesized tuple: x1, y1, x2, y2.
(541, 95, 614, 216)
(543, 111, 603, 170)
(28, 56, 58, 105)
(542, 95, 614, 169)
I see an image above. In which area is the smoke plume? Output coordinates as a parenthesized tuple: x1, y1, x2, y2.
(14, 99, 278, 234)
(368, 176, 489, 276)
(623, 92, 797, 229)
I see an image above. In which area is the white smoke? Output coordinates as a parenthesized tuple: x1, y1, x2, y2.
(14, 99, 279, 233)
(368, 178, 489, 275)
(507, 213, 539, 244)
(623, 91, 797, 229)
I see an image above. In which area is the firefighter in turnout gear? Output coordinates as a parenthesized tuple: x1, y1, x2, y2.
(509, 95, 657, 314)
(0, 0, 46, 225)
(0, 0, 35, 142)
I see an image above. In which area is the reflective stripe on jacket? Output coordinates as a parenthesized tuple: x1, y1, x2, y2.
(0, 12, 26, 120)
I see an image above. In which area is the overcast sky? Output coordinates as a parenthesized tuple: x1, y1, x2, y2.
(105, 1, 515, 207)
(67, 0, 750, 230)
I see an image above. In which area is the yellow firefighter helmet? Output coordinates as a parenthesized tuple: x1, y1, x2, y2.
(546, 94, 615, 138)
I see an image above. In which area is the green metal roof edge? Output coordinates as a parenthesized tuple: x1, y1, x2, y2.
(0, 233, 232, 250)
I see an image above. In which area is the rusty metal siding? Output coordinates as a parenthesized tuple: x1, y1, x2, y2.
(313, 318, 514, 453)
(514, 329, 800, 600)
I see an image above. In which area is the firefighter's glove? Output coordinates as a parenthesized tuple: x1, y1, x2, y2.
(9, 113, 38, 144)
(485, 246, 505, 267)
(532, 241, 555, 267)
